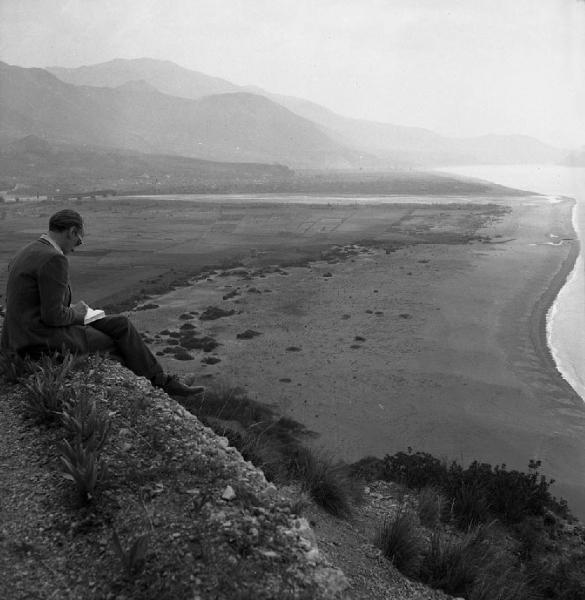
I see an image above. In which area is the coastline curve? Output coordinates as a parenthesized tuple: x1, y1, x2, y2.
(531, 198, 582, 403)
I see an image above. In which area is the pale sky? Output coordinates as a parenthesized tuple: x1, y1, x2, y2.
(1, 0, 584, 148)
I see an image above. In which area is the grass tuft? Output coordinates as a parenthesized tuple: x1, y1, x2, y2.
(374, 508, 423, 577)
(419, 526, 490, 596)
(20, 351, 75, 425)
(111, 528, 150, 576)
(59, 439, 108, 502)
(181, 384, 363, 517)
(61, 390, 111, 452)
(286, 446, 362, 518)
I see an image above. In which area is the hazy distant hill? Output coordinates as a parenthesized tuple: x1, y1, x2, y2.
(0, 134, 293, 194)
(263, 93, 453, 161)
(268, 93, 564, 165)
(48, 58, 240, 100)
(46, 58, 564, 166)
(1, 135, 526, 200)
(0, 62, 362, 168)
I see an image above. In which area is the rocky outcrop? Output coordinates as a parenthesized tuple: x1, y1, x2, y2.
(0, 358, 348, 599)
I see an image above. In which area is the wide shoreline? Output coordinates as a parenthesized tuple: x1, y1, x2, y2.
(546, 199, 585, 401)
(536, 200, 582, 398)
(438, 165, 585, 404)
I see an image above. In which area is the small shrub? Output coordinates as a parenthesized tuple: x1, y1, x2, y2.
(199, 306, 235, 321)
(61, 391, 111, 452)
(375, 509, 423, 577)
(375, 449, 568, 529)
(286, 446, 362, 518)
(22, 371, 65, 424)
(189, 384, 275, 427)
(349, 455, 386, 481)
(447, 460, 567, 525)
(21, 352, 75, 424)
(383, 448, 449, 489)
(36, 350, 75, 380)
(59, 439, 108, 502)
(489, 461, 560, 522)
(419, 527, 490, 596)
(111, 528, 149, 576)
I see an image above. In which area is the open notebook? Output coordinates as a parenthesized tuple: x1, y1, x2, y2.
(84, 307, 106, 325)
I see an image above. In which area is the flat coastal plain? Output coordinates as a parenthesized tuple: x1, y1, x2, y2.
(1, 193, 585, 517)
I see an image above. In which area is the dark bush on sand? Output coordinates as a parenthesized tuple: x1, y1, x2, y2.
(352, 449, 569, 527)
(199, 306, 236, 320)
(173, 350, 194, 361)
(180, 335, 219, 352)
(236, 330, 262, 340)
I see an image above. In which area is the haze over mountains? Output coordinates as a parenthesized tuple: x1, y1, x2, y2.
(0, 61, 361, 169)
(0, 57, 566, 176)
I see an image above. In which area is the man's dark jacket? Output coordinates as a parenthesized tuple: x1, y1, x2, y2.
(0, 238, 87, 355)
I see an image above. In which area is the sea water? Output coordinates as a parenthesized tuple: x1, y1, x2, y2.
(438, 165, 585, 401)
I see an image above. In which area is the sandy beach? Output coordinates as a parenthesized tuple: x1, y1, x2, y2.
(2, 193, 584, 519)
(118, 195, 585, 519)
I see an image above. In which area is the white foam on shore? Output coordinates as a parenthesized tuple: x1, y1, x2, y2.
(546, 200, 585, 399)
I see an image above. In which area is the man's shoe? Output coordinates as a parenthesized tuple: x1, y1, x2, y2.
(157, 375, 205, 398)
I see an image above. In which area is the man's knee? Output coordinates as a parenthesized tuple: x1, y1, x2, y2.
(91, 315, 133, 338)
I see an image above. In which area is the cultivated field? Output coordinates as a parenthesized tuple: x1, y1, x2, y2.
(0, 196, 505, 311)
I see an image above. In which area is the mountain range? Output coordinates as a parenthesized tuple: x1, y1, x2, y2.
(0, 58, 566, 172)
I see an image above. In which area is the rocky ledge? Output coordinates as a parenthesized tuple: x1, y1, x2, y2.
(0, 358, 348, 599)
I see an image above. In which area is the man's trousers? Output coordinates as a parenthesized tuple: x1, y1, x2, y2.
(87, 315, 163, 380)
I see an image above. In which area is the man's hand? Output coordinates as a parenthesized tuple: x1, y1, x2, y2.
(71, 300, 89, 321)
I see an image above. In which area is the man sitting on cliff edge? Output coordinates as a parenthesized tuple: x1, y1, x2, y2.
(0, 209, 203, 397)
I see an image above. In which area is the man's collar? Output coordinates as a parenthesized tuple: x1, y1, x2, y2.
(40, 233, 64, 255)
